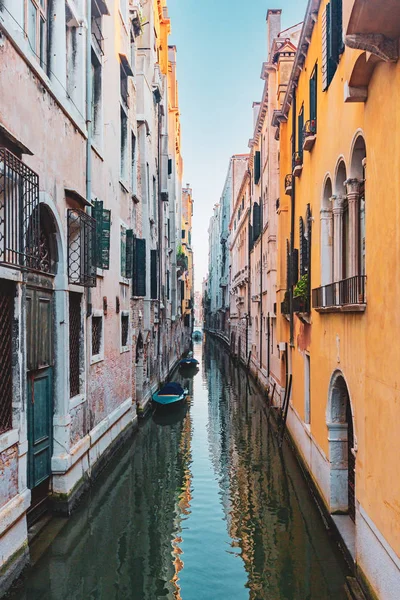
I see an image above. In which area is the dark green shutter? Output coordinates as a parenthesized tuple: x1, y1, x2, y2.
(166, 270, 170, 299)
(126, 229, 134, 278)
(168, 158, 172, 176)
(150, 249, 157, 300)
(133, 238, 146, 297)
(329, 0, 343, 64)
(93, 200, 110, 270)
(253, 202, 261, 241)
(254, 151, 261, 184)
(291, 249, 299, 286)
(298, 108, 304, 155)
(310, 67, 317, 126)
(121, 228, 126, 278)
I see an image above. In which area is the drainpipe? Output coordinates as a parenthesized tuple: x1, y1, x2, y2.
(290, 92, 296, 347)
(157, 101, 162, 380)
(86, 0, 92, 318)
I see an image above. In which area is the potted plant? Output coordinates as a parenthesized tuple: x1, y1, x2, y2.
(293, 273, 309, 312)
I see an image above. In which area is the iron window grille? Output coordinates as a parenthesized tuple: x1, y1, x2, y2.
(92, 315, 102, 356)
(69, 293, 81, 398)
(67, 209, 97, 287)
(0, 282, 13, 434)
(121, 314, 129, 347)
(0, 148, 41, 271)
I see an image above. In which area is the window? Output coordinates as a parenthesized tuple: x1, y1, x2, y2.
(131, 132, 137, 194)
(67, 209, 96, 287)
(310, 66, 318, 128)
(91, 0, 105, 57)
(69, 293, 81, 398)
(120, 107, 128, 181)
(26, 0, 48, 70)
(132, 238, 146, 297)
(120, 57, 132, 108)
(322, 0, 343, 90)
(92, 200, 111, 270)
(121, 226, 134, 278)
(0, 281, 14, 434)
(254, 151, 261, 184)
(121, 313, 129, 348)
(92, 315, 102, 357)
(150, 249, 158, 300)
(91, 51, 103, 146)
(182, 229, 185, 240)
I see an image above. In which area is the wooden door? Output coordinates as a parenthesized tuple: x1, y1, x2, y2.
(26, 287, 53, 491)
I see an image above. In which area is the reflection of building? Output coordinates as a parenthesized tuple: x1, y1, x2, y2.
(180, 186, 194, 334)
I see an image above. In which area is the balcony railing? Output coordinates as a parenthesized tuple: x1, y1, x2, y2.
(303, 119, 317, 151)
(292, 151, 303, 177)
(285, 174, 293, 195)
(0, 148, 40, 271)
(312, 276, 366, 310)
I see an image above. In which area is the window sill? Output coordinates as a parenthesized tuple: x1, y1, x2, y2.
(120, 277, 130, 286)
(314, 304, 366, 314)
(0, 429, 19, 453)
(97, 268, 105, 278)
(120, 345, 130, 354)
(90, 354, 104, 366)
(69, 394, 86, 411)
(303, 134, 316, 152)
(293, 164, 303, 178)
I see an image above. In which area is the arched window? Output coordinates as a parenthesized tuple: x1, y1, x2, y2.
(321, 177, 333, 285)
(348, 135, 366, 277)
(334, 161, 348, 281)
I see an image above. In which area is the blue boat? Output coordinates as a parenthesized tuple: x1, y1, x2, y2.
(152, 382, 187, 407)
(179, 357, 199, 368)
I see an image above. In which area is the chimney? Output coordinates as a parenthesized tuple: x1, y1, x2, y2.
(267, 9, 282, 57)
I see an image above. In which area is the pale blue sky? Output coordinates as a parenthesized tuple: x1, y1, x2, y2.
(167, 0, 307, 290)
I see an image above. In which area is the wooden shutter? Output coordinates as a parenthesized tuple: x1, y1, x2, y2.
(120, 227, 126, 278)
(299, 217, 305, 275)
(298, 108, 304, 155)
(133, 238, 146, 297)
(329, 0, 342, 64)
(291, 249, 299, 286)
(126, 229, 134, 278)
(322, 6, 329, 90)
(254, 151, 261, 184)
(150, 249, 158, 300)
(310, 67, 317, 125)
(93, 200, 111, 270)
(253, 202, 260, 240)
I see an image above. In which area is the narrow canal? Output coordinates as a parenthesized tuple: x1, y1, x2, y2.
(8, 338, 349, 600)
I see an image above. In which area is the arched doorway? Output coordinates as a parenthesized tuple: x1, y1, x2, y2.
(26, 204, 58, 522)
(327, 371, 356, 521)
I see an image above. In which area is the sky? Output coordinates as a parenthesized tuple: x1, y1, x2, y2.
(166, 0, 307, 291)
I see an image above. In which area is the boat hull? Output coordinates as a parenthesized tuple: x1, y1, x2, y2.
(152, 393, 185, 407)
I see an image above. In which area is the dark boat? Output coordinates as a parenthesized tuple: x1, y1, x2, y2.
(179, 357, 199, 368)
(152, 382, 187, 407)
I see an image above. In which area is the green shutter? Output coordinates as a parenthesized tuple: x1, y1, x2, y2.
(166, 270, 170, 299)
(253, 202, 260, 240)
(93, 200, 110, 270)
(254, 151, 261, 184)
(120, 227, 126, 278)
(181, 280, 185, 302)
(126, 229, 134, 278)
(134, 238, 146, 297)
(310, 67, 317, 125)
(150, 249, 157, 300)
(298, 108, 304, 155)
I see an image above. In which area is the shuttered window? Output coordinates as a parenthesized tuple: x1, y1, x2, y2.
(126, 229, 134, 278)
(310, 66, 317, 126)
(133, 238, 146, 297)
(322, 0, 343, 91)
(253, 202, 261, 241)
(298, 107, 304, 156)
(150, 249, 158, 300)
(254, 151, 261, 184)
(299, 217, 309, 276)
(93, 200, 111, 270)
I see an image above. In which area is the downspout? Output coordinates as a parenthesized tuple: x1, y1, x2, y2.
(157, 102, 162, 379)
(86, 0, 92, 318)
(290, 92, 296, 347)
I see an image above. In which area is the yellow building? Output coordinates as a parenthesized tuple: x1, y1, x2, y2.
(181, 186, 194, 328)
(274, 1, 400, 597)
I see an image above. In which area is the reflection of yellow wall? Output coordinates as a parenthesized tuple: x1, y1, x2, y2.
(182, 188, 194, 315)
(277, 0, 400, 577)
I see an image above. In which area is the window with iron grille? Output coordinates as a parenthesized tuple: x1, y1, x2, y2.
(92, 315, 102, 356)
(67, 209, 96, 287)
(69, 292, 81, 398)
(0, 281, 13, 434)
(0, 148, 40, 271)
(121, 314, 129, 348)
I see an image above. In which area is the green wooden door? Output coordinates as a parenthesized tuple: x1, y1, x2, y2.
(26, 287, 53, 490)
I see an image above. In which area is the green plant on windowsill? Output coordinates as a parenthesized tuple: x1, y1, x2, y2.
(293, 273, 309, 300)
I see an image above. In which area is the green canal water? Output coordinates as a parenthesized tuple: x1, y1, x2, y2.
(8, 339, 348, 600)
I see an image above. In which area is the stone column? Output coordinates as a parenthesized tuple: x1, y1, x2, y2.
(345, 179, 361, 277)
(320, 206, 333, 285)
(332, 195, 345, 282)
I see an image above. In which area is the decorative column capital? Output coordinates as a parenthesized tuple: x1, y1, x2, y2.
(331, 195, 345, 214)
(345, 178, 361, 198)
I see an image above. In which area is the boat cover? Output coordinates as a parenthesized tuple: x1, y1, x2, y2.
(158, 382, 185, 397)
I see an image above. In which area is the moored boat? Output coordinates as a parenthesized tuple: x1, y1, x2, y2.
(152, 382, 188, 407)
(179, 357, 199, 368)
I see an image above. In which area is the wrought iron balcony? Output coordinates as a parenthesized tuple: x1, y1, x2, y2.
(292, 152, 303, 177)
(303, 119, 317, 151)
(0, 148, 41, 271)
(312, 276, 366, 312)
(285, 174, 293, 195)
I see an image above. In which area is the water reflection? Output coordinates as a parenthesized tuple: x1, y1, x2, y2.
(9, 339, 347, 600)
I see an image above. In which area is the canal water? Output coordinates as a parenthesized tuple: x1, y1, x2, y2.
(8, 338, 348, 600)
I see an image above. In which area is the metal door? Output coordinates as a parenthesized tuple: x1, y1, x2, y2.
(26, 286, 53, 490)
